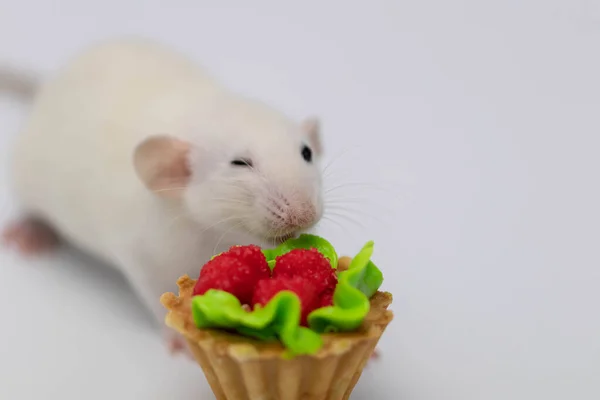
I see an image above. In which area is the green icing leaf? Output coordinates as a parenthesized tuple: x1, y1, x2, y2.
(307, 241, 384, 333)
(192, 289, 322, 355)
(262, 234, 338, 270)
(190, 235, 384, 355)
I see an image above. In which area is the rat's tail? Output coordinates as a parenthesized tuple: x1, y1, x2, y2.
(0, 65, 40, 103)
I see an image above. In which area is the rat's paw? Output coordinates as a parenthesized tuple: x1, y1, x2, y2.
(163, 329, 194, 360)
(2, 217, 60, 256)
(365, 347, 380, 368)
(371, 347, 380, 360)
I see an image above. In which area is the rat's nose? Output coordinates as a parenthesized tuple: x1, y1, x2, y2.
(268, 196, 319, 232)
(285, 202, 318, 230)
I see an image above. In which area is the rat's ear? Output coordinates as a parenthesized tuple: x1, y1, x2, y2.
(301, 117, 323, 156)
(133, 135, 191, 197)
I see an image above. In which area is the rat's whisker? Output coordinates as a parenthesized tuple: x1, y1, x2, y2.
(326, 196, 394, 205)
(319, 215, 348, 233)
(324, 205, 392, 227)
(318, 216, 360, 243)
(195, 215, 245, 236)
(241, 222, 262, 241)
(324, 190, 404, 203)
(266, 225, 283, 241)
(323, 210, 367, 231)
(325, 195, 372, 201)
(153, 177, 253, 195)
(164, 209, 197, 229)
(207, 197, 249, 205)
(212, 220, 246, 254)
(324, 183, 404, 203)
(324, 197, 392, 209)
(324, 181, 399, 193)
(321, 145, 362, 178)
(152, 187, 187, 194)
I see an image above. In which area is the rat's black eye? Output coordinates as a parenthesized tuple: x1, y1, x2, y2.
(301, 145, 312, 163)
(231, 158, 253, 167)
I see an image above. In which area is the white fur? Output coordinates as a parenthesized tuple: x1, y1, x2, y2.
(7, 38, 324, 327)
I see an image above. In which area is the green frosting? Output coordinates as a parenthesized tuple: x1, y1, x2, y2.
(262, 234, 338, 270)
(307, 240, 383, 333)
(190, 234, 384, 355)
(191, 289, 323, 356)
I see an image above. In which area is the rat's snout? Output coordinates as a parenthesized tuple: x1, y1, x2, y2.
(285, 201, 318, 229)
(266, 194, 320, 236)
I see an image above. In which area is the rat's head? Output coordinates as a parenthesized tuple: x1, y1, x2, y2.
(133, 115, 324, 245)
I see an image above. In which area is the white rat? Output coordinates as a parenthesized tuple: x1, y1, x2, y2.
(0, 38, 325, 351)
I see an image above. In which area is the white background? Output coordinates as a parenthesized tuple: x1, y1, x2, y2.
(1, 1, 599, 399)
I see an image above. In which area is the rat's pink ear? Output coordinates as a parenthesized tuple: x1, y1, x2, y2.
(301, 117, 323, 156)
(133, 135, 191, 197)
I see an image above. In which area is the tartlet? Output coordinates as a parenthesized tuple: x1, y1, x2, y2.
(160, 236, 394, 400)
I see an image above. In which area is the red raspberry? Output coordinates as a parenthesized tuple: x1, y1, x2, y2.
(193, 248, 270, 305)
(251, 276, 320, 326)
(224, 244, 270, 277)
(199, 245, 270, 279)
(319, 289, 334, 308)
(272, 248, 337, 295)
